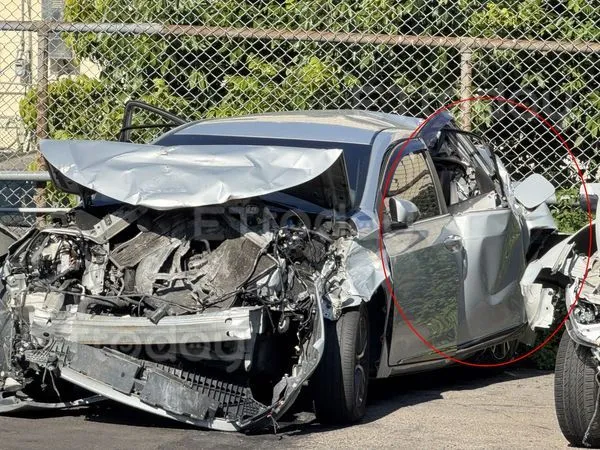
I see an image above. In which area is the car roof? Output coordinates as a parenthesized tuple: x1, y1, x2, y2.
(167, 110, 424, 145)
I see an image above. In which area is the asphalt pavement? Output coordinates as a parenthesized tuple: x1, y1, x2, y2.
(0, 367, 568, 449)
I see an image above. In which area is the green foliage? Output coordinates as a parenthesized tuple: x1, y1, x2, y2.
(19, 75, 196, 143)
(20, 76, 122, 141)
(18, 0, 598, 151)
(207, 55, 356, 117)
(551, 187, 589, 233)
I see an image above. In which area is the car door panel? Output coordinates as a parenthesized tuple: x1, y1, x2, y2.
(435, 129, 528, 346)
(385, 215, 464, 365)
(453, 208, 526, 347)
(382, 128, 528, 368)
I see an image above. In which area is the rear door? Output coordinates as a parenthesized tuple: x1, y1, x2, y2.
(381, 149, 464, 365)
(436, 130, 527, 348)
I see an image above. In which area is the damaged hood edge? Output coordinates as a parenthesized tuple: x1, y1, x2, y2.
(41, 139, 347, 210)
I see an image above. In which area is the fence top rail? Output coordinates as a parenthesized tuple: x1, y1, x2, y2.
(1, 20, 598, 54)
(0, 171, 51, 182)
(0, 207, 71, 213)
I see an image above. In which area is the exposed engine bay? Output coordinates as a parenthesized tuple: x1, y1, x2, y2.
(0, 200, 353, 430)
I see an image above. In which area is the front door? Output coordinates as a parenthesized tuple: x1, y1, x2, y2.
(381, 150, 464, 365)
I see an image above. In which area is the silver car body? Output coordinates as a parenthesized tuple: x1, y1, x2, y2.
(0, 110, 561, 430)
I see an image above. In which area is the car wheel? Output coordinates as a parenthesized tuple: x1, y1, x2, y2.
(313, 303, 370, 424)
(555, 330, 600, 447)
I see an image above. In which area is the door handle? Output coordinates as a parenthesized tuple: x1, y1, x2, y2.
(444, 235, 463, 252)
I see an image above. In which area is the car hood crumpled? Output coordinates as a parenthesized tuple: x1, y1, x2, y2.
(40, 139, 345, 210)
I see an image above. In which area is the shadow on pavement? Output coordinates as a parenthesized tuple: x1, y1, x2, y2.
(275, 365, 549, 437)
(1, 365, 550, 439)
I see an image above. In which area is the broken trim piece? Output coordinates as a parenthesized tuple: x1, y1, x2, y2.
(60, 367, 239, 431)
(0, 395, 104, 414)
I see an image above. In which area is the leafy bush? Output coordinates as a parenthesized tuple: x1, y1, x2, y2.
(551, 187, 589, 233)
(19, 76, 195, 143)
(20, 76, 121, 141)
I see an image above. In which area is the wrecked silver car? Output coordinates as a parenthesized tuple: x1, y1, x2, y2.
(0, 107, 563, 431)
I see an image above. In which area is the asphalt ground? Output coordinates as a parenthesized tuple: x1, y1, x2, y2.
(0, 366, 568, 449)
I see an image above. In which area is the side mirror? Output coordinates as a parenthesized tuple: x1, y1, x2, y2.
(513, 174, 555, 209)
(389, 198, 420, 228)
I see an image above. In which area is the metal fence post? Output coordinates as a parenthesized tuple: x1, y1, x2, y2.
(459, 49, 473, 131)
(34, 28, 49, 211)
(35, 29, 49, 156)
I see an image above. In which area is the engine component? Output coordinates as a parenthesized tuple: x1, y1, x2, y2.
(574, 301, 598, 324)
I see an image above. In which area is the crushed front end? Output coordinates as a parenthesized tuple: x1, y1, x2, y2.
(0, 202, 352, 430)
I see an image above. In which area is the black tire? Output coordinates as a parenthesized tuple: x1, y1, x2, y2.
(313, 303, 370, 425)
(555, 330, 600, 447)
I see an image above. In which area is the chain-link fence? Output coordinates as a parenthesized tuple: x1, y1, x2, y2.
(0, 0, 598, 231)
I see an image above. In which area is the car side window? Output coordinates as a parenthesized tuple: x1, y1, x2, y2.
(385, 151, 441, 220)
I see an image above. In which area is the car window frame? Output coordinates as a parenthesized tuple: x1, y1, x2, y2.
(434, 127, 504, 199)
(118, 100, 186, 143)
(377, 142, 448, 225)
